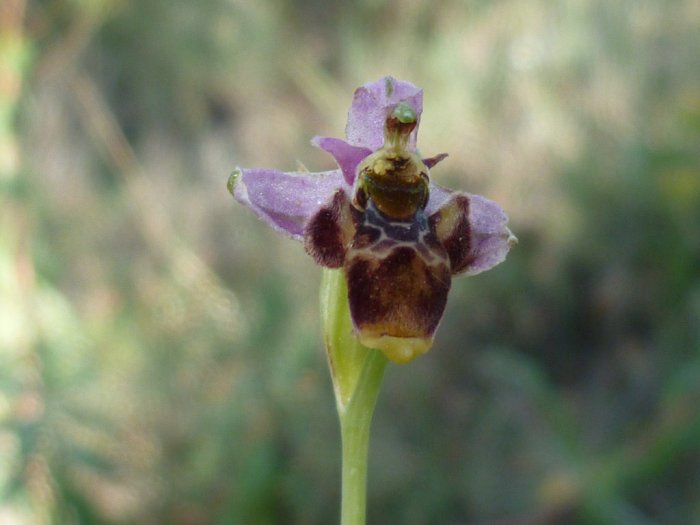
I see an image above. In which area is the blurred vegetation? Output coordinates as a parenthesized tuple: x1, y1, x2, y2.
(1, 0, 699, 524)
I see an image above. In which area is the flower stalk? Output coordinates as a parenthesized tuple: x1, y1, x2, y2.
(339, 351, 386, 525)
(321, 268, 387, 525)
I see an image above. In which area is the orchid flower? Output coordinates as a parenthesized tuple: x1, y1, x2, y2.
(228, 76, 515, 364)
(228, 77, 515, 525)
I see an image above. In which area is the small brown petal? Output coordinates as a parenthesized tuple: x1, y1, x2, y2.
(422, 152, 449, 169)
(430, 194, 474, 274)
(303, 190, 355, 268)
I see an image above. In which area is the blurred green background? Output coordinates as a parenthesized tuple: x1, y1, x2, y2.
(1, 0, 699, 524)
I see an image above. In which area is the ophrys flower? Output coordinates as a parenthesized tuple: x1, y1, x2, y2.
(229, 77, 515, 363)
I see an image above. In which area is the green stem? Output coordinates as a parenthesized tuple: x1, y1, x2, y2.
(320, 269, 388, 525)
(339, 351, 387, 525)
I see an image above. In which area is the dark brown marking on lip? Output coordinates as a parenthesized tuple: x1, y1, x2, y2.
(351, 205, 382, 247)
(414, 242, 434, 262)
(352, 223, 382, 250)
(345, 245, 451, 341)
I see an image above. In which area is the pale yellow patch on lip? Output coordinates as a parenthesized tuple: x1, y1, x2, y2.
(358, 334, 432, 364)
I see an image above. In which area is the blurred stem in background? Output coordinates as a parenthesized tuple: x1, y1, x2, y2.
(321, 269, 388, 525)
(0, 0, 53, 522)
(0, 0, 27, 176)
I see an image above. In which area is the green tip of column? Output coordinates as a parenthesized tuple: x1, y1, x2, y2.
(391, 102, 417, 124)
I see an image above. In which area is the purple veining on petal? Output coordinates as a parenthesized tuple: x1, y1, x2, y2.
(231, 167, 347, 240)
(462, 194, 515, 276)
(311, 136, 371, 185)
(345, 77, 423, 151)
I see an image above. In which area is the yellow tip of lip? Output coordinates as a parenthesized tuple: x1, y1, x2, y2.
(359, 334, 432, 364)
